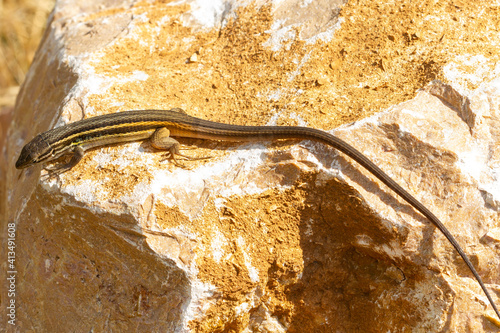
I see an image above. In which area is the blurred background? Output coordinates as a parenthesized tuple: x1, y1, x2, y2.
(0, 0, 55, 154)
(1, 0, 54, 104)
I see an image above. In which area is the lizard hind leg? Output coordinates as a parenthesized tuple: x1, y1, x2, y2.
(170, 107, 187, 114)
(151, 127, 211, 168)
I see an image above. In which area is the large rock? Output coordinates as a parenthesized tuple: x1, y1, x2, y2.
(3, 0, 500, 332)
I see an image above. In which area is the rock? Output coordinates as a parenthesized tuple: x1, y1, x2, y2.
(3, 0, 500, 332)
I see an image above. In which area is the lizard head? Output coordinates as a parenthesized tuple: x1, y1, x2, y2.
(15, 134, 52, 169)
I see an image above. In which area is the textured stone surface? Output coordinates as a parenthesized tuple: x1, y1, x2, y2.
(3, 0, 500, 332)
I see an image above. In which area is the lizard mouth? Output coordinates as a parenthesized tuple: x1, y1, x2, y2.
(15, 149, 32, 169)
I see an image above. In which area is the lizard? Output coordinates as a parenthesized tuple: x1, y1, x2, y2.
(15, 107, 500, 321)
